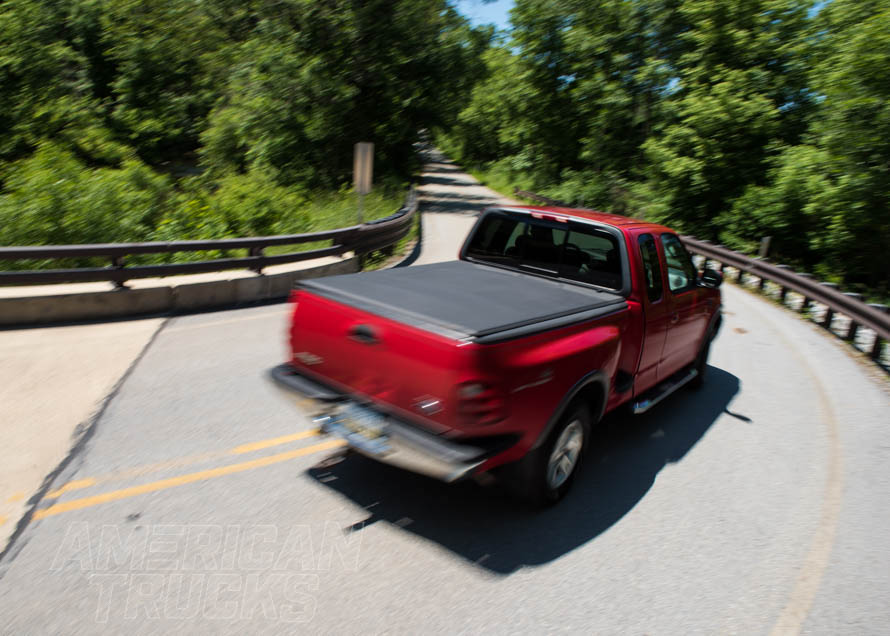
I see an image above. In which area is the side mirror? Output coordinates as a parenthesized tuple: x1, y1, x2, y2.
(699, 268, 723, 288)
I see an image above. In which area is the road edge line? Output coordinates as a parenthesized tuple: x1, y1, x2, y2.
(0, 317, 169, 570)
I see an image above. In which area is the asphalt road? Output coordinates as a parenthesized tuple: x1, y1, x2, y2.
(0, 157, 888, 635)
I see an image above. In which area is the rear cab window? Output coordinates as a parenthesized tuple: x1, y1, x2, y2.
(464, 210, 624, 292)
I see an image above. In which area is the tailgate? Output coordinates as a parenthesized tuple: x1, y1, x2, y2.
(287, 289, 475, 435)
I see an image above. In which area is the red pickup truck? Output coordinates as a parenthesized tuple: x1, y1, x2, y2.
(269, 206, 722, 504)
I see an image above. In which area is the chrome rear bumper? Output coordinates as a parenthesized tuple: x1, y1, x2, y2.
(267, 363, 485, 482)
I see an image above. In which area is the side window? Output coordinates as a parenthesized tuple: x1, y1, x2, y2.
(638, 233, 663, 302)
(660, 233, 698, 293)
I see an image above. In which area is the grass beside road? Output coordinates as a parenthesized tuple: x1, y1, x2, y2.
(299, 189, 409, 233)
(263, 188, 417, 266)
(3, 187, 412, 271)
(464, 163, 537, 205)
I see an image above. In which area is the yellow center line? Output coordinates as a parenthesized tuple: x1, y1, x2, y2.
(45, 479, 97, 499)
(34, 438, 346, 520)
(229, 430, 317, 455)
(45, 429, 321, 499)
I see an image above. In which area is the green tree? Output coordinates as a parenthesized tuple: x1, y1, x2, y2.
(0, 0, 108, 163)
(639, 0, 814, 234)
(719, 0, 890, 293)
(508, 0, 582, 182)
(201, 0, 482, 188)
(438, 47, 537, 165)
(0, 144, 170, 248)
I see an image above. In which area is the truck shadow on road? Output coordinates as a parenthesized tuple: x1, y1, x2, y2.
(308, 366, 742, 575)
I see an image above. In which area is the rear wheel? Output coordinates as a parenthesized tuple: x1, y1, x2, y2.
(523, 405, 591, 506)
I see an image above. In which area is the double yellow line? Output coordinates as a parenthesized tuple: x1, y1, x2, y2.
(35, 431, 345, 520)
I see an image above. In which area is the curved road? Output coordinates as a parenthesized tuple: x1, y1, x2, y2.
(0, 153, 888, 634)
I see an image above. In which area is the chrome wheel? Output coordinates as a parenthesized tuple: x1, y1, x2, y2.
(546, 419, 584, 489)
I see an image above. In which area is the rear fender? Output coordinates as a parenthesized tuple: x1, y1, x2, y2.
(531, 369, 609, 451)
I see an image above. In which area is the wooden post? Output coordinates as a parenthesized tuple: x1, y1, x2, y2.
(354, 142, 374, 223)
(758, 236, 772, 259)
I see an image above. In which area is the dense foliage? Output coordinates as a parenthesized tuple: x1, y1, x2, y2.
(439, 0, 889, 295)
(0, 0, 485, 252)
(2, 0, 886, 293)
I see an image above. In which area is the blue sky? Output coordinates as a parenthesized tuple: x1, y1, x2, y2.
(456, 1, 828, 30)
(456, 0, 515, 30)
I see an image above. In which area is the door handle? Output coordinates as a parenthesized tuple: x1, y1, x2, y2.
(670, 312, 679, 324)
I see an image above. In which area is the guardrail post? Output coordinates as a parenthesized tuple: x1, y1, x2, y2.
(757, 275, 767, 291)
(841, 292, 863, 339)
(776, 265, 792, 305)
(819, 283, 838, 328)
(755, 260, 768, 291)
(871, 335, 885, 362)
(713, 246, 729, 275)
(111, 256, 127, 289)
(248, 246, 265, 274)
(865, 304, 888, 353)
(798, 273, 814, 313)
(846, 298, 872, 342)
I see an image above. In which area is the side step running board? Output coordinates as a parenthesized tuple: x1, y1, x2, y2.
(632, 368, 698, 414)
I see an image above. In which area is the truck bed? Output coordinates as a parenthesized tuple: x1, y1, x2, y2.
(299, 260, 627, 343)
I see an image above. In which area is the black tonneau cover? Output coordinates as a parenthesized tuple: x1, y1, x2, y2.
(300, 260, 627, 343)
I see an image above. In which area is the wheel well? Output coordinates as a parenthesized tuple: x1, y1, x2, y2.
(570, 381, 606, 425)
(533, 371, 609, 451)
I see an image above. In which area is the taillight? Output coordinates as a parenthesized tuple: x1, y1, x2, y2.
(456, 382, 507, 426)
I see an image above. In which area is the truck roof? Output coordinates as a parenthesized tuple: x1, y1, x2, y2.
(496, 205, 671, 233)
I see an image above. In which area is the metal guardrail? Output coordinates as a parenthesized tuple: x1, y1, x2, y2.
(513, 187, 889, 364)
(0, 187, 418, 287)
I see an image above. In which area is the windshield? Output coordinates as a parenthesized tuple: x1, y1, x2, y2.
(464, 211, 623, 290)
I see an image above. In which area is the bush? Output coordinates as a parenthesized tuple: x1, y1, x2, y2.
(0, 144, 170, 248)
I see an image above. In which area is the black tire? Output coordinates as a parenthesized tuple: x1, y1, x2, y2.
(522, 404, 592, 506)
(689, 332, 712, 390)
